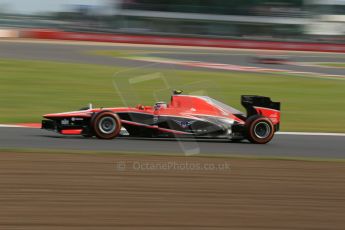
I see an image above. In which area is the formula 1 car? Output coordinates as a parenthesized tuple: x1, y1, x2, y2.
(42, 91, 281, 144)
(252, 55, 290, 65)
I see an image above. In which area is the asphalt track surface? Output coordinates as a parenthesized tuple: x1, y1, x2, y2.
(1, 127, 344, 159)
(1, 40, 345, 158)
(1, 39, 345, 76)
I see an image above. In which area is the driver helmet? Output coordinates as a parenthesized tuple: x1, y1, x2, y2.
(154, 101, 167, 110)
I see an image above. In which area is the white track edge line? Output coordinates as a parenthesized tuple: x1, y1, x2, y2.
(0, 125, 27, 128)
(276, 132, 345, 137)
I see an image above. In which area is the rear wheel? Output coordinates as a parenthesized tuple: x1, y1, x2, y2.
(91, 111, 121, 139)
(246, 115, 274, 144)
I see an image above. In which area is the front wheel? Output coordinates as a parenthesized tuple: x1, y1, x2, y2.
(91, 111, 121, 139)
(245, 115, 275, 144)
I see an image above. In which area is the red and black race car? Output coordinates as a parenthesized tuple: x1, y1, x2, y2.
(42, 91, 281, 144)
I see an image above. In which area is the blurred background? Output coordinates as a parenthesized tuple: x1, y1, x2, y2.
(0, 0, 345, 42)
(0, 0, 345, 132)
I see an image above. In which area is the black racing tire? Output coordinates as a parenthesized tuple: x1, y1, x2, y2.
(91, 111, 121, 140)
(245, 115, 275, 144)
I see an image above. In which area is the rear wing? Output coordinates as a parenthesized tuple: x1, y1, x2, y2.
(241, 95, 281, 129)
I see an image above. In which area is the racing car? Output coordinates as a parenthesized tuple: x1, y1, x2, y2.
(252, 54, 291, 65)
(42, 91, 281, 144)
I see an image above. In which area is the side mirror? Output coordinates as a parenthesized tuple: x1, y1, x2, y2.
(173, 89, 183, 95)
(79, 103, 93, 111)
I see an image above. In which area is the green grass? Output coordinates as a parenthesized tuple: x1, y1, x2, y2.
(0, 59, 345, 132)
(318, 63, 345, 68)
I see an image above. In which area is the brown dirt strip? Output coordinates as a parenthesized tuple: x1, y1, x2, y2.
(0, 152, 344, 230)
